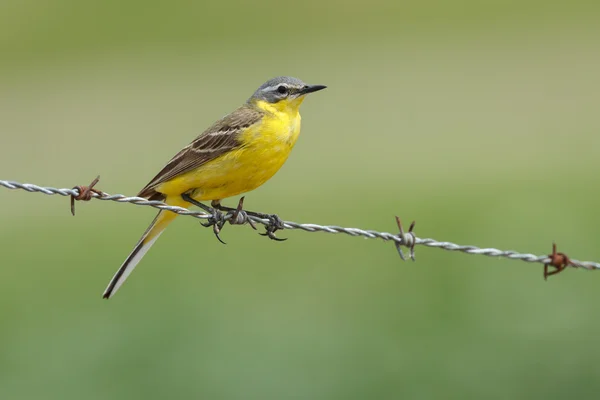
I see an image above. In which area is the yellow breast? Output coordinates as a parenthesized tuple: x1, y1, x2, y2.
(158, 101, 302, 201)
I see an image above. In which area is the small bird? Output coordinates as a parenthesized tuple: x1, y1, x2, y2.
(102, 76, 326, 299)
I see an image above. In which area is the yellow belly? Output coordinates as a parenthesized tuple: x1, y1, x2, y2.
(155, 110, 301, 201)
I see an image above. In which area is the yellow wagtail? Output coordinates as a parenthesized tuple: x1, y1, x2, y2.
(102, 76, 326, 299)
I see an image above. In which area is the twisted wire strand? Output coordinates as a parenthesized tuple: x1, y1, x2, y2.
(2, 179, 598, 271)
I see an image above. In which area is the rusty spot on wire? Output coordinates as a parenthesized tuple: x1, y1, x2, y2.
(544, 242, 573, 280)
(71, 175, 103, 216)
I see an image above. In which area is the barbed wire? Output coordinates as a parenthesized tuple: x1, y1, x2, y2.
(1, 178, 598, 276)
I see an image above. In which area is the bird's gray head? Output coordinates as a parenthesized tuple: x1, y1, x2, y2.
(249, 76, 326, 104)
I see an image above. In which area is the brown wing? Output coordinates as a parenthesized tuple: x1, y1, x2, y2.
(138, 105, 264, 200)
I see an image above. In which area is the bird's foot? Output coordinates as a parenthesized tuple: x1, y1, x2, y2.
(200, 208, 227, 244)
(213, 198, 286, 241)
(258, 214, 286, 241)
(181, 193, 228, 244)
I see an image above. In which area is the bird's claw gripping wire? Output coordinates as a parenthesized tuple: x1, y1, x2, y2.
(71, 175, 103, 216)
(200, 208, 227, 244)
(181, 193, 229, 244)
(395, 216, 416, 261)
(544, 242, 573, 280)
(259, 214, 287, 241)
(212, 198, 284, 241)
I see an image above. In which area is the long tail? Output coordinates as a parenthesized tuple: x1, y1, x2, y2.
(102, 196, 187, 299)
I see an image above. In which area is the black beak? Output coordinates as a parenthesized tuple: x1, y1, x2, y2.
(298, 84, 327, 95)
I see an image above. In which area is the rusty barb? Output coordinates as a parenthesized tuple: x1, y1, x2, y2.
(70, 175, 103, 216)
(544, 242, 574, 280)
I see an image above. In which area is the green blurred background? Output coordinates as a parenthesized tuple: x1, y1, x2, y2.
(1, 1, 600, 398)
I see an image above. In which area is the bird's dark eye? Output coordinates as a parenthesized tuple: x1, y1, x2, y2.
(277, 85, 287, 94)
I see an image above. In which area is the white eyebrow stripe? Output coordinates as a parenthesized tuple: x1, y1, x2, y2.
(261, 83, 291, 92)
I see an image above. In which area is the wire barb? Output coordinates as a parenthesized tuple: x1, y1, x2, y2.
(544, 242, 573, 280)
(2, 178, 599, 275)
(70, 175, 103, 216)
(395, 217, 416, 261)
(227, 197, 258, 230)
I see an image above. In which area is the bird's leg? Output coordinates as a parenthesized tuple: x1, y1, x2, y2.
(213, 198, 286, 241)
(181, 193, 227, 244)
